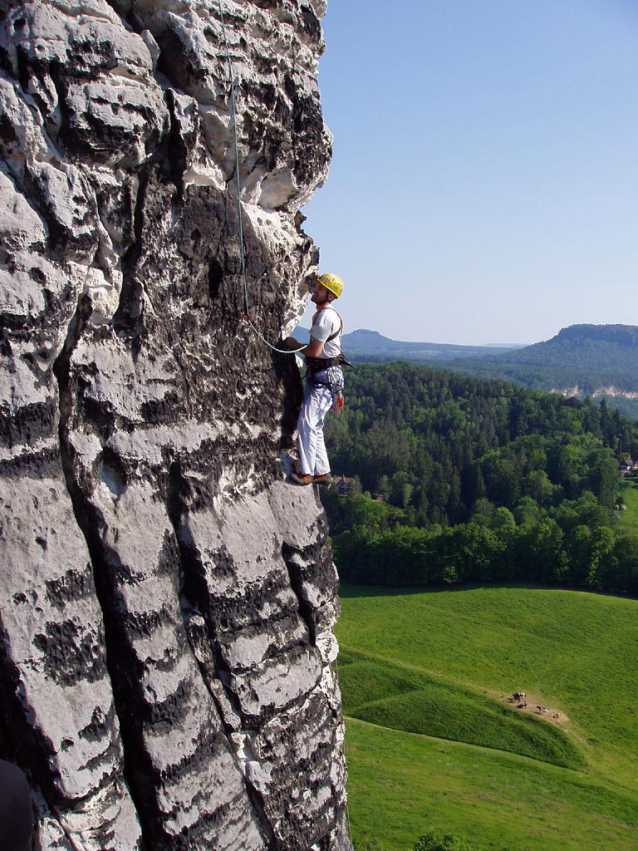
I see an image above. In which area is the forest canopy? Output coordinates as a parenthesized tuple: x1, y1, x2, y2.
(322, 363, 638, 595)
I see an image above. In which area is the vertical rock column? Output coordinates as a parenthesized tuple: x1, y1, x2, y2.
(0, 0, 351, 849)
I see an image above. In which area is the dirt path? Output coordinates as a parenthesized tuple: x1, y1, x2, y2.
(501, 692, 569, 725)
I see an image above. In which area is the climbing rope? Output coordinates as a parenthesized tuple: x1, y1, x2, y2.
(217, 0, 300, 356)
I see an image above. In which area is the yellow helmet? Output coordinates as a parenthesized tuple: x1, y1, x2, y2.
(317, 273, 344, 299)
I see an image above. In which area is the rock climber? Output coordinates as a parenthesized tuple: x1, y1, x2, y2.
(283, 273, 345, 486)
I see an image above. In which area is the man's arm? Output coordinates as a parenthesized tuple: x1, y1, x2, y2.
(283, 336, 325, 358)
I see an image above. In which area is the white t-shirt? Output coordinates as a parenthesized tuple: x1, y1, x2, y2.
(310, 306, 342, 359)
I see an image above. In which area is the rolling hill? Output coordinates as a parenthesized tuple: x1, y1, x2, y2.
(336, 584, 638, 851)
(494, 325, 638, 370)
(297, 327, 522, 360)
(445, 325, 638, 417)
(325, 324, 638, 418)
(339, 329, 522, 361)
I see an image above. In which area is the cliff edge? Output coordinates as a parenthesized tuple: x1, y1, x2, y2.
(0, 1, 351, 848)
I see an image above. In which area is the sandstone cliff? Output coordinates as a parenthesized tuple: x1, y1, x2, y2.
(0, 1, 351, 848)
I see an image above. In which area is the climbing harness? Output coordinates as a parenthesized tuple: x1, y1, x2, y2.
(303, 306, 349, 416)
(305, 360, 346, 418)
(217, 0, 299, 356)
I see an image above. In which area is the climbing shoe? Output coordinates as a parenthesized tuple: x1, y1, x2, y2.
(312, 473, 333, 485)
(290, 471, 313, 486)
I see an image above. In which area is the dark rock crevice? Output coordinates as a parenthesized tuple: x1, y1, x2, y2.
(0, 611, 61, 797)
(52, 298, 150, 848)
(113, 165, 153, 337)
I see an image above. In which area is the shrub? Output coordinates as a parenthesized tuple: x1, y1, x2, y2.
(414, 831, 476, 851)
(354, 838, 388, 851)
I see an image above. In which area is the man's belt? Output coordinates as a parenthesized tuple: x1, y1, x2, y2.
(305, 355, 344, 374)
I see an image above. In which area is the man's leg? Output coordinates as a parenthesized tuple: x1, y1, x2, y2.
(297, 382, 332, 475)
(312, 395, 332, 475)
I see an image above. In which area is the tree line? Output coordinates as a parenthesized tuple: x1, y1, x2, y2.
(323, 363, 638, 595)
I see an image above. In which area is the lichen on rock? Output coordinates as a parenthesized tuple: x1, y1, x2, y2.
(0, 1, 350, 848)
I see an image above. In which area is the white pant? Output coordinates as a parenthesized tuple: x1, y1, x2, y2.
(297, 372, 336, 476)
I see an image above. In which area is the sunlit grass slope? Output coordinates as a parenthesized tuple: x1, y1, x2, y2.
(339, 650, 584, 770)
(336, 584, 638, 850)
(345, 721, 637, 851)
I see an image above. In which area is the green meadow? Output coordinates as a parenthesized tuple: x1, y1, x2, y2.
(336, 584, 638, 851)
(619, 478, 638, 533)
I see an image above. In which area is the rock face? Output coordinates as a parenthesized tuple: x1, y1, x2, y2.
(0, 1, 351, 848)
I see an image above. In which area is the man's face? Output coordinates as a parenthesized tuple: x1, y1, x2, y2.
(310, 282, 331, 305)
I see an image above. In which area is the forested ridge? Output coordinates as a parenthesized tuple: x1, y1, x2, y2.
(323, 363, 638, 594)
(346, 324, 638, 418)
(498, 324, 638, 369)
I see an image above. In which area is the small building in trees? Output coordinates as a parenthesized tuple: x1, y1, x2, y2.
(337, 476, 353, 498)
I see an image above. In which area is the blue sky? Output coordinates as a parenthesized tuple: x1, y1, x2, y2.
(301, 0, 638, 345)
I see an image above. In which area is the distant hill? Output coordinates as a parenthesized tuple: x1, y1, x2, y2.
(431, 325, 638, 419)
(298, 323, 638, 418)
(298, 327, 523, 361)
(492, 324, 638, 370)
(342, 329, 524, 360)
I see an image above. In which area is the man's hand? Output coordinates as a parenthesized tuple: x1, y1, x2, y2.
(283, 336, 303, 350)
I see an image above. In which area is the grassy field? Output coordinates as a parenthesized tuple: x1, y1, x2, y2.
(336, 584, 638, 851)
(619, 478, 638, 532)
(340, 650, 585, 770)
